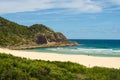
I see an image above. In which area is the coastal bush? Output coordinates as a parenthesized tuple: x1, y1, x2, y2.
(0, 17, 54, 47)
(0, 53, 120, 80)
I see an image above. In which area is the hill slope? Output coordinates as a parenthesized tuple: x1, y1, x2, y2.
(0, 17, 76, 49)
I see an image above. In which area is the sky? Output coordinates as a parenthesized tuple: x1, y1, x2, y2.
(0, 0, 120, 39)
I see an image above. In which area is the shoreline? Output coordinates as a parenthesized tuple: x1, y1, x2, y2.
(0, 48, 120, 69)
(6, 41, 78, 50)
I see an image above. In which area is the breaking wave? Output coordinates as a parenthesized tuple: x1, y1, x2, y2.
(46, 47, 120, 57)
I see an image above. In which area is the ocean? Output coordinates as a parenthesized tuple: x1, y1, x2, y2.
(25, 39, 120, 57)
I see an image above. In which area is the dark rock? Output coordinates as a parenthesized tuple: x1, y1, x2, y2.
(35, 33, 48, 44)
(35, 32, 68, 44)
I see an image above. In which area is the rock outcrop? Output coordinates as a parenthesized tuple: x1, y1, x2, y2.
(35, 33, 48, 44)
(35, 32, 68, 44)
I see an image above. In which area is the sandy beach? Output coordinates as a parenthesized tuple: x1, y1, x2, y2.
(0, 48, 120, 69)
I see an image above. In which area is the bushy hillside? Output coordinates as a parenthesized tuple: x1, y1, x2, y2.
(0, 53, 120, 80)
(0, 17, 54, 46)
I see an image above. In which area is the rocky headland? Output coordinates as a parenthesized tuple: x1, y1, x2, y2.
(0, 17, 78, 49)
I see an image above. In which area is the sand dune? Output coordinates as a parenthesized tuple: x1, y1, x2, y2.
(0, 48, 120, 69)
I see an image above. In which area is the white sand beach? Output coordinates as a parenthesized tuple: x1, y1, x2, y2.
(0, 48, 120, 69)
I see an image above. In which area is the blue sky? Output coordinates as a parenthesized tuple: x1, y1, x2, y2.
(0, 0, 120, 39)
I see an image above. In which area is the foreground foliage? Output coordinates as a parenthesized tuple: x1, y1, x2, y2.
(0, 53, 120, 80)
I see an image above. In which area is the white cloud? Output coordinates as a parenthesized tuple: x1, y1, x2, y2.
(52, 0, 102, 13)
(0, 0, 53, 14)
(100, 0, 120, 12)
(0, 0, 103, 14)
(110, 0, 120, 4)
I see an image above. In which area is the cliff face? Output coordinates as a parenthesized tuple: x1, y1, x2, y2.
(0, 16, 77, 49)
(35, 32, 68, 44)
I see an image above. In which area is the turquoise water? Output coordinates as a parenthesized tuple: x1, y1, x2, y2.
(25, 39, 120, 57)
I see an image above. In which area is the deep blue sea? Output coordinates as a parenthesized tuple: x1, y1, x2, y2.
(25, 39, 120, 57)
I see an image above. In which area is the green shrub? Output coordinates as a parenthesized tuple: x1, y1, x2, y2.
(0, 53, 120, 80)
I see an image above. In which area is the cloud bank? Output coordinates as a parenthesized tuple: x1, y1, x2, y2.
(0, 0, 120, 14)
(0, 0, 102, 14)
